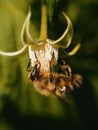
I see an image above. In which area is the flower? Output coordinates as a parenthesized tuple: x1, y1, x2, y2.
(0, 9, 80, 72)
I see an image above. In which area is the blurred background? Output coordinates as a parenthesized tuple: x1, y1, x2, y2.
(0, 0, 98, 130)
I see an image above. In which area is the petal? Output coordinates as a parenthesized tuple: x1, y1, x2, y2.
(63, 43, 81, 56)
(21, 8, 35, 45)
(21, 8, 45, 46)
(0, 45, 28, 58)
(47, 12, 73, 48)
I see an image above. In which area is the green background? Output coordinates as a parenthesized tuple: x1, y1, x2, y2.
(0, 0, 98, 130)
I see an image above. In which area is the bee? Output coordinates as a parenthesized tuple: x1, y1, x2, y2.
(27, 54, 82, 103)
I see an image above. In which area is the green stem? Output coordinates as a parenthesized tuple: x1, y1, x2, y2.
(40, 1, 47, 39)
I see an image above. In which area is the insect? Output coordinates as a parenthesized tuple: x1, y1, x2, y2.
(27, 55, 82, 103)
(0, 4, 82, 104)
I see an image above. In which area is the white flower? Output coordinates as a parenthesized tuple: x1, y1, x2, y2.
(0, 9, 80, 72)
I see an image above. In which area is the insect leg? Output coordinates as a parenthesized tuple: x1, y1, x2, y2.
(49, 53, 56, 83)
(49, 61, 54, 82)
(30, 64, 37, 81)
(29, 61, 41, 81)
(26, 59, 32, 71)
(72, 74, 83, 88)
(59, 59, 72, 79)
(30, 65, 37, 81)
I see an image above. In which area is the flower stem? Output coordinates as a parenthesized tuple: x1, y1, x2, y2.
(40, 1, 47, 39)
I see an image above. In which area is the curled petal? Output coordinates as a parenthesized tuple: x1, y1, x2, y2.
(47, 12, 73, 48)
(21, 9, 44, 46)
(63, 43, 81, 56)
(0, 45, 28, 58)
(21, 8, 35, 45)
